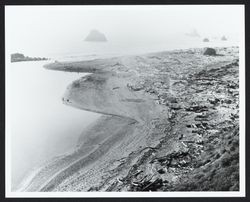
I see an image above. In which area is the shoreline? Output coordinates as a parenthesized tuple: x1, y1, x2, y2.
(21, 46, 239, 191)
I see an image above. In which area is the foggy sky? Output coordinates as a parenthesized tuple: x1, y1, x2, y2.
(5, 5, 244, 56)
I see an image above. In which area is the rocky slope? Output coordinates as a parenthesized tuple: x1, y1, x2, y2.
(23, 47, 239, 191)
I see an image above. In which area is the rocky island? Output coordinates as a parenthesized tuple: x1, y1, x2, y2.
(221, 36, 228, 41)
(20, 46, 239, 192)
(185, 29, 200, 37)
(84, 29, 107, 42)
(203, 38, 210, 42)
(11, 53, 48, 63)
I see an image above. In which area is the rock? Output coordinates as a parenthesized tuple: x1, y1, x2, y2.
(11, 53, 25, 60)
(196, 140, 204, 145)
(130, 178, 163, 191)
(203, 38, 209, 42)
(159, 93, 177, 104)
(146, 88, 157, 94)
(221, 36, 227, 41)
(178, 134, 184, 140)
(72, 81, 80, 88)
(127, 83, 144, 91)
(185, 105, 208, 113)
(223, 99, 232, 104)
(168, 109, 176, 120)
(11, 53, 48, 63)
(155, 151, 189, 168)
(208, 98, 220, 105)
(203, 48, 216, 56)
(194, 115, 209, 121)
(227, 82, 238, 89)
(85, 29, 107, 42)
(185, 29, 200, 37)
(170, 103, 182, 110)
(157, 169, 165, 174)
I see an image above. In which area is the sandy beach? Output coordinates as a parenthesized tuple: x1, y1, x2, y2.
(21, 46, 239, 191)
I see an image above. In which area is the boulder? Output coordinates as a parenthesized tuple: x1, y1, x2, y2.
(203, 48, 216, 56)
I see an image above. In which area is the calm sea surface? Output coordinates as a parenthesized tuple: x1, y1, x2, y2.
(6, 61, 100, 190)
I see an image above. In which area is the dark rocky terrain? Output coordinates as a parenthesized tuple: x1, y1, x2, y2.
(20, 46, 239, 192)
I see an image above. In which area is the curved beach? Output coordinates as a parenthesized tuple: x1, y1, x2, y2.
(21, 47, 239, 191)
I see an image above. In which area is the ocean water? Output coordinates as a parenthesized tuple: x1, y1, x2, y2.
(47, 35, 239, 62)
(6, 61, 100, 190)
(6, 36, 239, 191)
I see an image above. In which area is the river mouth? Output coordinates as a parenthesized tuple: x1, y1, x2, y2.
(6, 60, 100, 190)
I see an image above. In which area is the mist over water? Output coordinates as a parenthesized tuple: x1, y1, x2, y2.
(50, 36, 239, 62)
(6, 5, 242, 59)
(7, 61, 100, 190)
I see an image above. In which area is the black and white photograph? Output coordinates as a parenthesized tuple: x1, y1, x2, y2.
(5, 5, 245, 197)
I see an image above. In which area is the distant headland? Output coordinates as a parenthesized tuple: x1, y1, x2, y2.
(11, 53, 48, 63)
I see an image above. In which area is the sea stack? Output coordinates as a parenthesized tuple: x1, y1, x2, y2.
(221, 36, 227, 41)
(203, 38, 209, 42)
(185, 29, 200, 37)
(85, 29, 107, 42)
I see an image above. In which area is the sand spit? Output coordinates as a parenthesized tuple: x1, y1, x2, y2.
(23, 47, 239, 191)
